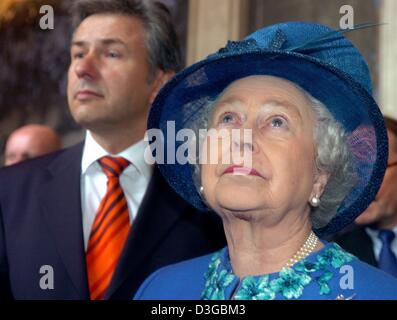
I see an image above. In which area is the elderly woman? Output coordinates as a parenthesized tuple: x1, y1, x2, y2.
(136, 22, 397, 299)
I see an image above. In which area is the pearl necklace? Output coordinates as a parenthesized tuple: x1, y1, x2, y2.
(284, 231, 318, 268)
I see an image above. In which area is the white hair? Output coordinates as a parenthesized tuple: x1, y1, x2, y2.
(306, 93, 356, 228)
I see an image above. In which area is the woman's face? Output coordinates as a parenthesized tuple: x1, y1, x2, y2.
(201, 75, 328, 222)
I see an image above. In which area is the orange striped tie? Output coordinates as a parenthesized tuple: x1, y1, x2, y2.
(86, 156, 131, 300)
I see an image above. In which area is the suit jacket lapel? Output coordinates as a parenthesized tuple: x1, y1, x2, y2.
(40, 143, 89, 299)
(105, 166, 188, 299)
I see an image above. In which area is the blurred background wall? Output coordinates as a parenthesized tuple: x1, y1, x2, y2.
(0, 0, 396, 162)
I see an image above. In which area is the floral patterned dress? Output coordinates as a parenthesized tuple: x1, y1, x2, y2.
(202, 243, 357, 300)
(135, 242, 397, 300)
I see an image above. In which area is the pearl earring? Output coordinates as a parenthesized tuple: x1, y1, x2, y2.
(310, 195, 320, 207)
(199, 186, 204, 194)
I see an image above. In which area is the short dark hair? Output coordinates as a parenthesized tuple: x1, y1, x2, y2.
(384, 116, 397, 152)
(69, 0, 182, 80)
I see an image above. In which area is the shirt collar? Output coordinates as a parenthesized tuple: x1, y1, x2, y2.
(366, 226, 397, 238)
(81, 131, 153, 180)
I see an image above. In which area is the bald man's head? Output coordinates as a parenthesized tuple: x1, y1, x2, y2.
(4, 124, 62, 166)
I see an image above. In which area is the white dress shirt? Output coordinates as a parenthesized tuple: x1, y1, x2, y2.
(81, 131, 153, 249)
(365, 226, 397, 261)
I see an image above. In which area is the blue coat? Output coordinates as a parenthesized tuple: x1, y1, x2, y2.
(135, 242, 397, 300)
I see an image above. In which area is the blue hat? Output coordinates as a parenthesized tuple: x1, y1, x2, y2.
(148, 22, 388, 236)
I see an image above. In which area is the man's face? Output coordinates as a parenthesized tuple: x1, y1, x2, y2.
(4, 129, 59, 166)
(67, 14, 156, 133)
(4, 134, 37, 166)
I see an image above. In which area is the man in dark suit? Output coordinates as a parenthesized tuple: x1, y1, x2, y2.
(336, 116, 397, 277)
(0, 0, 225, 300)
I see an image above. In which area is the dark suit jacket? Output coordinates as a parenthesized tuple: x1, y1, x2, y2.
(0, 143, 226, 300)
(334, 226, 377, 267)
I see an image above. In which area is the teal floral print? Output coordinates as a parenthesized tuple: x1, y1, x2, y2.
(234, 276, 275, 300)
(317, 271, 333, 295)
(202, 243, 356, 300)
(295, 259, 333, 295)
(316, 245, 354, 269)
(295, 261, 317, 273)
(269, 267, 311, 299)
(205, 251, 221, 279)
(202, 252, 234, 300)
